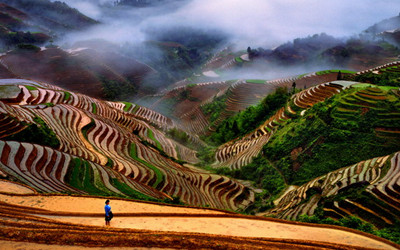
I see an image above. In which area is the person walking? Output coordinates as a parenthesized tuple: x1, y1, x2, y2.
(105, 199, 113, 226)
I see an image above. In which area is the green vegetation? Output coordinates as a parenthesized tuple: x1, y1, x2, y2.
(166, 127, 190, 146)
(63, 91, 71, 101)
(106, 157, 114, 168)
(200, 93, 229, 124)
(91, 103, 97, 114)
(352, 70, 400, 87)
(44, 103, 54, 107)
(4, 116, 60, 149)
(262, 86, 400, 185)
(297, 183, 400, 244)
(299, 212, 400, 244)
(100, 78, 137, 101)
(205, 87, 290, 145)
(129, 143, 164, 188)
(132, 104, 140, 113)
(246, 79, 267, 84)
(196, 146, 216, 165)
(316, 69, 355, 75)
(122, 101, 133, 112)
(216, 156, 285, 202)
(235, 57, 244, 63)
(176, 87, 200, 102)
(15, 43, 40, 52)
(109, 177, 158, 201)
(147, 129, 163, 151)
(25, 86, 38, 91)
(203, 84, 399, 220)
(2, 32, 50, 48)
(65, 158, 110, 196)
(65, 157, 154, 200)
(298, 214, 375, 235)
(81, 119, 96, 140)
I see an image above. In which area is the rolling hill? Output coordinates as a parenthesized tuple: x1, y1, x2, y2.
(0, 79, 254, 211)
(1, 4, 400, 247)
(1, 59, 400, 246)
(0, 47, 155, 99)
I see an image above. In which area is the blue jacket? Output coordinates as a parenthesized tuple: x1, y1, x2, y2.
(105, 204, 111, 216)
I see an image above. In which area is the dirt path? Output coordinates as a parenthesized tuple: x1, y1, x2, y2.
(42, 215, 395, 250)
(0, 180, 35, 194)
(0, 193, 397, 249)
(0, 240, 172, 250)
(0, 193, 227, 214)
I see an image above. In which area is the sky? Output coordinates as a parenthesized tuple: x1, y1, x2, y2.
(60, 0, 400, 48)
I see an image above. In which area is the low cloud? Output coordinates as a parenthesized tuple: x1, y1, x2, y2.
(60, 0, 400, 49)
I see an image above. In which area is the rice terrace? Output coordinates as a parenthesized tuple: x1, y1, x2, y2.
(1, 0, 400, 249)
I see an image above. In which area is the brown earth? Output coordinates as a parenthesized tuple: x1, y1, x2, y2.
(0, 47, 153, 99)
(0, 3, 30, 20)
(0, 189, 397, 250)
(0, 180, 35, 194)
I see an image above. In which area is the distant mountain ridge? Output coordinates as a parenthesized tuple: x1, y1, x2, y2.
(0, 0, 98, 50)
(1, 0, 98, 31)
(0, 46, 154, 99)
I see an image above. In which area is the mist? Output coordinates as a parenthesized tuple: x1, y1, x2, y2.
(60, 0, 400, 48)
(215, 63, 328, 82)
(53, 0, 400, 93)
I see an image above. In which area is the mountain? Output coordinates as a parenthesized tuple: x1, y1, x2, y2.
(1, 0, 98, 31)
(1, 4, 400, 248)
(0, 46, 155, 99)
(364, 14, 400, 36)
(1, 61, 400, 246)
(248, 34, 399, 71)
(116, 0, 184, 7)
(0, 1, 98, 50)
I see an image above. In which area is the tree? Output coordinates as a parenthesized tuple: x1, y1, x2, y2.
(247, 46, 254, 59)
(337, 70, 342, 80)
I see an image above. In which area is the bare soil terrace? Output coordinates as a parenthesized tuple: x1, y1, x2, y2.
(0, 181, 397, 250)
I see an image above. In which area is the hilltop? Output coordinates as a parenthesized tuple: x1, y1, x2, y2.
(0, 1, 98, 50)
(0, 46, 154, 99)
(2, 0, 98, 31)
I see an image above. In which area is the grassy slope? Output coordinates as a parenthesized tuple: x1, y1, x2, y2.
(204, 81, 400, 243)
(263, 85, 400, 185)
(207, 82, 399, 210)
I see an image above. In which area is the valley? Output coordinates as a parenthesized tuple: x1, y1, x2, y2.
(0, 0, 400, 249)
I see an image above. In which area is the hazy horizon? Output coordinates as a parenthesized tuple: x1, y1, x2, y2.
(59, 0, 400, 48)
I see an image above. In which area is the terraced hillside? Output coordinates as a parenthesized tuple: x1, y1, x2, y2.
(0, 181, 397, 249)
(145, 71, 342, 137)
(213, 80, 354, 170)
(0, 79, 253, 211)
(264, 151, 400, 244)
(347, 61, 400, 78)
(212, 59, 400, 170)
(267, 153, 396, 220)
(0, 47, 154, 99)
